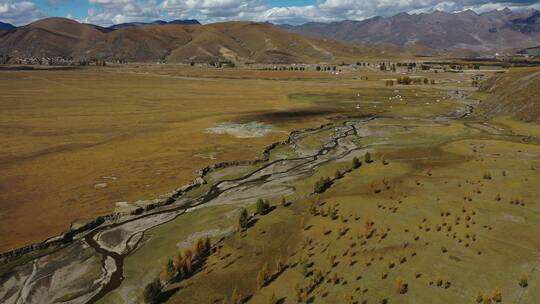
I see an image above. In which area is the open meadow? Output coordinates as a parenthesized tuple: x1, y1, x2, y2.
(0, 65, 384, 251)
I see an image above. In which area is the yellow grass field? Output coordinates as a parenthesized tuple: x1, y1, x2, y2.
(0, 65, 420, 252)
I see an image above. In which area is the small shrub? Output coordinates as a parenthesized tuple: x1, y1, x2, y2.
(257, 263, 271, 288)
(492, 287, 502, 302)
(314, 176, 332, 194)
(475, 291, 483, 303)
(519, 273, 528, 287)
(365, 152, 372, 163)
(268, 292, 278, 304)
(352, 156, 361, 169)
(230, 287, 243, 304)
(164, 258, 176, 283)
(256, 198, 270, 215)
(143, 278, 162, 304)
(444, 280, 451, 289)
(238, 208, 249, 229)
(396, 278, 408, 294)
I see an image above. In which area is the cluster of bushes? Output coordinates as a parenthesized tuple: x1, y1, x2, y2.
(256, 256, 286, 289)
(0, 55, 11, 64)
(475, 288, 502, 303)
(256, 198, 271, 215)
(396, 76, 435, 85)
(144, 237, 212, 303)
(238, 198, 275, 229)
(209, 61, 235, 68)
(315, 156, 365, 194)
(314, 176, 332, 193)
(316, 66, 338, 72)
(396, 278, 408, 294)
(294, 269, 324, 302)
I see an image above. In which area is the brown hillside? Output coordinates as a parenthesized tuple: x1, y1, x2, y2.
(0, 18, 392, 63)
(0, 17, 103, 58)
(478, 67, 540, 121)
(87, 24, 195, 62)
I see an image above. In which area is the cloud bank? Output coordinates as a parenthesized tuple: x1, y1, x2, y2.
(1, 0, 539, 26)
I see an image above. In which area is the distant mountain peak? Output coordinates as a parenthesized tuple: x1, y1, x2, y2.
(107, 19, 200, 30)
(0, 21, 16, 31)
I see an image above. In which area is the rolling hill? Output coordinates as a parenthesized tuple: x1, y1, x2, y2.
(0, 17, 384, 63)
(478, 67, 540, 121)
(282, 8, 540, 55)
(0, 18, 104, 58)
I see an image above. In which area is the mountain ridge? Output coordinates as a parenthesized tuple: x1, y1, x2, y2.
(281, 8, 540, 55)
(0, 21, 15, 33)
(0, 18, 386, 63)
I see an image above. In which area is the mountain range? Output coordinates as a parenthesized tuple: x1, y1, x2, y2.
(1, 8, 540, 63)
(0, 17, 375, 63)
(282, 8, 540, 56)
(107, 19, 200, 31)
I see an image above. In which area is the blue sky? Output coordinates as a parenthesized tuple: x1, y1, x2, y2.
(1, 0, 539, 26)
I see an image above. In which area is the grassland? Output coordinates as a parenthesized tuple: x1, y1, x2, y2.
(5, 63, 540, 304)
(150, 113, 540, 304)
(0, 64, 464, 252)
(0, 66, 355, 251)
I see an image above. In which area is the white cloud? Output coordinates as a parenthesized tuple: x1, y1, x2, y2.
(3, 0, 537, 27)
(0, 0, 46, 25)
(161, 0, 266, 22)
(162, 0, 540, 25)
(85, 0, 161, 25)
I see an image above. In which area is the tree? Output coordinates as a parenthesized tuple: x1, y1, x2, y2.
(492, 287, 502, 302)
(164, 258, 176, 282)
(269, 292, 278, 304)
(256, 198, 270, 215)
(194, 237, 210, 257)
(365, 152, 372, 163)
(519, 274, 528, 287)
(314, 176, 332, 194)
(174, 252, 186, 278)
(352, 156, 361, 169)
(230, 287, 242, 304)
(143, 278, 162, 304)
(184, 249, 193, 274)
(239, 208, 249, 229)
(256, 263, 271, 288)
(396, 278, 408, 294)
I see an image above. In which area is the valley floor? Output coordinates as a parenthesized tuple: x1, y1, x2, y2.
(2, 65, 540, 304)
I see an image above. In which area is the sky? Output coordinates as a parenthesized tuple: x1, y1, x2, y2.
(0, 0, 539, 26)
